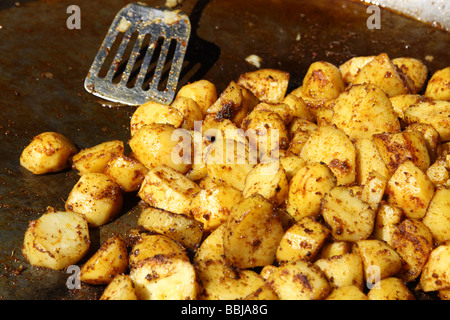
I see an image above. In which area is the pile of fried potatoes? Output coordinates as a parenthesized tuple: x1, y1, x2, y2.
(20, 52, 450, 300)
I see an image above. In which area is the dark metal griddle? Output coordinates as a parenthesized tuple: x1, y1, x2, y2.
(0, 0, 448, 300)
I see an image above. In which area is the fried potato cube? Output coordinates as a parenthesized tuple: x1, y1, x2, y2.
(322, 186, 376, 242)
(80, 234, 128, 285)
(138, 165, 201, 216)
(170, 96, 203, 130)
(100, 274, 138, 300)
(190, 185, 242, 232)
(194, 224, 266, 300)
(175, 79, 218, 115)
(318, 241, 352, 260)
(373, 131, 431, 174)
(20, 132, 78, 175)
(367, 277, 415, 300)
(104, 154, 149, 192)
(129, 100, 184, 136)
(404, 100, 450, 142)
(223, 194, 284, 268)
(22, 210, 90, 270)
(205, 138, 257, 191)
(361, 171, 388, 210)
(287, 119, 318, 156)
(314, 253, 364, 290)
(353, 240, 402, 283)
(339, 55, 376, 84)
(330, 83, 401, 140)
(267, 260, 331, 300)
(72, 140, 124, 174)
(422, 188, 450, 244)
(276, 216, 330, 264)
(278, 153, 306, 180)
(392, 219, 434, 282)
(237, 68, 290, 104)
(325, 285, 368, 300)
(389, 94, 430, 119)
(130, 253, 198, 300)
(137, 206, 203, 250)
(424, 66, 450, 101)
(352, 53, 410, 97)
(253, 102, 293, 125)
(300, 125, 356, 186)
(372, 204, 403, 246)
(392, 57, 428, 93)
(185, 130, 212, 181)
(385, 160, 435, 220)
(129, 123, 192, 174)
(282, 94, 315, 122)
(420, 244, 450, 292)
(243, 160, 289, 207)
(65, 173, 123, 227)
(426, 156, 450, 187)
(288, 117, 318, 139)
(301, 61, 345, 100)
(405, 122, 441, 163)
(206, 81, 243, 122)
(287, 162, 336, 221)
(354, 138, 391, 185)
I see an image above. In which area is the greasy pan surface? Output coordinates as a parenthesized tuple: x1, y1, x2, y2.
(0, 0, 448, 300)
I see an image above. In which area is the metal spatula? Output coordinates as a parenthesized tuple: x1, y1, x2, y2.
(84, 3, 191, 106)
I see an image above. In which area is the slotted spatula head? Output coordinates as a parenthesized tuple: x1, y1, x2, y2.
(85, 3, 191, 106)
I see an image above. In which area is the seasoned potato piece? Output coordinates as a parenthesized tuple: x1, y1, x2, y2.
(237, 68, 289, 104)
(352, 53, 410, 97)
(424, 66, 450, 101)
(403, 100, 450, 142)
(201, 114, 246, 144)
(287, 162, 336, 221)
(129, 234, 188, 267)
(354, 138, 391, 185)
(367, 277, 415, 300)
(129, 100, 183, 136)
(330, 83, 401, 140)
(267, 260, 331, 300)
(243, 161, 289, 207)
(353, 240, 402, 283)
(420, 244, 450, 292)
(138, 165, 201, 216)
(65, 173, 123, 227)
(423, 188, 450, 244)
(361, 171, 388, 209)
(301, 61, 345, 100)
(104, 154, 149, 192)
(194, 224, 266, 300)
(392, 219, 434, 282)
(22, 210, 90, 270)
(287, 120, 318, 156)
(389, 94, 430, 119)
(392, 57, 428, 93)
(138, 206, 203, 250)
(426, 156, 450, 187)
(300, 125, 356, 186)
(241, 109, 289, 157)
(372, 204, 403, 246)
(72, 140, 124, 174)
(100, 274, 138, 300)
(245, 283, 280, 300)
(373, 131, 430, 174)
(279, 153, 306, 180)
(190, 185, 242, 232)
(129, 123, 192, 174)
(130, 254, 198, 300)
(175, 79, 218, 115)
(325, 285, 368, 300)
(314, 253, 364, 290)
(80, 234, 128, 285)
(322, 186, 376, 242)
(282, 94, 315, 122)
(339, 55, 376, 84)
(223, 195, 284, 268)
(20, 132, 78, 175)
(318, 241, 353, 259)
(206, 81, 243, 123)
(385, 161, 435, 220)
(276, 216, 330, 264)
(253, 102, 293, 125)
(205, 138, 256, 191)
(405, 123, 440, 162)
(185, 130, 212, 181)
(170, 96, 203, 130)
